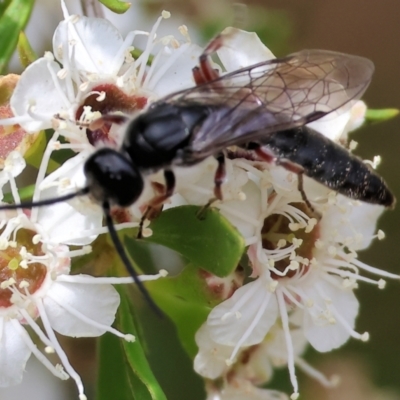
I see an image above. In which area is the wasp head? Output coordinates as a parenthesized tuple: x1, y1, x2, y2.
(84, 148, 144, 208)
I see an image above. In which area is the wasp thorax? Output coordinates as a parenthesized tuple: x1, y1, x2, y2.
(262, 203, 320, 279)
(0, 228, 46, 308)
(84, 148, 144, 207)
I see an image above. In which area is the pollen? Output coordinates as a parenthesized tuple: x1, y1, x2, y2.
(0, 228, 47, 307)
(142, 228, 153, 238)
(124, 334, 136, 342)
(7, 258, 19, 270)
(45, 346, 55, 354)
(18, 280, 29, 289)
(261, 203, 320, 279)
(378, 279, 386, 289)
(57, 69, 68, 80)
(305, 298, 314, 307)
(277, 239, 286, 248)
(225, 358, 234, 366)
(361, 332, 370, 342)
(79, 81, 89, 91)
(349, 140, 358, 150)
(0, 239, 8, 251)
(238, 191, 246, 201)
(288, 261, 299, 270)
(267, 280, 278, 292)
(373, 155, 381, 168)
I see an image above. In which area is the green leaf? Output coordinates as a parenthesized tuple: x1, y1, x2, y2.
(366, 108, 399, 122)
(131, 48, 154, 66)
(17, 30, 37, 68)
(0, 1, 12, 16)
(2, 183, 35, 203)
(97, 333, 134, 400)
(145, 263, 220, 358)
(145, 205, 245, 277)
(99, 0, 131, 14)
(0, 0, 35, 73)
(24, 129, 47, 169)
(114, 285, 167, 400)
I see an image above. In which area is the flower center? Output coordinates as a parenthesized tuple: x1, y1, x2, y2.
(262, 203, 320, 279)
(76, 84, 148, 145)
(0, 229, 46, 307)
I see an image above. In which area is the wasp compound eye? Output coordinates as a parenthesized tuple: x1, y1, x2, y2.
(84, 148, 144, 208)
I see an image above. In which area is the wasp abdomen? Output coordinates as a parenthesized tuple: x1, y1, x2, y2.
(260, 127, 395, 207)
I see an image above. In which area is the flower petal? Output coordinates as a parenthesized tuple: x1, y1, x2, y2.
(43, 280, 120, 337)
(194, 323, 232, 379)
(320, 196, 384, 250)
(219, 179, 262, 239)
(145, 43, 203, 97)
(0, 320, 31, 387)
(11, 58, 68, 132)
(217, 27, 275, 71)
(207, 277, 278, 347)
(302, 276, 359, 352)
(37, 152, 102, 245)
(207, 380, 288, 400)
(53, 17, 124, 75)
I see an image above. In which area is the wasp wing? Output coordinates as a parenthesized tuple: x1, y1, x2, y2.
(159, 49, 374, 161)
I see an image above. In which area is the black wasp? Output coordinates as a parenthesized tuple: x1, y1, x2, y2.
(2, 32, 395, 311)
(84, 32, 394, 214)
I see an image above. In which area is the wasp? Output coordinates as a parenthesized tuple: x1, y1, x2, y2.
(2, 32, 395, 311)
(84, 32, 394, 216)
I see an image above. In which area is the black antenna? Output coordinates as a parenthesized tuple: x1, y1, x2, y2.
(0, 188, 90, 210)
(103, 201, 163, 317)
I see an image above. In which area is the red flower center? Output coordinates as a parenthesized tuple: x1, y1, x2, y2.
(261, 203, 320, 279)
(76, 84, 148, 146)
(0, 229, 46, 307)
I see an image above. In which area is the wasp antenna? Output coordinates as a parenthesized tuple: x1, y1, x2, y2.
(0, 188, 90, 211)
(103, 201, 163, 317)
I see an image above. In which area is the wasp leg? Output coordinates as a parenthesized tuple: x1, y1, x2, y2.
(213, 153, 226, 200)
(197, 153, 225, 219)
(55, 113, 129, 129)
(276, 159, 321, 219)
(253, 145, 277, 163)
(137, 170, 176, 239)
(251, 143, 320, 219)
(198, 34, 224, 82)
(88, 114, 129, 130)
(192, 33, 226, 86)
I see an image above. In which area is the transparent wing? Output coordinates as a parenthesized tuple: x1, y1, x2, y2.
(158, 49, 374, 160)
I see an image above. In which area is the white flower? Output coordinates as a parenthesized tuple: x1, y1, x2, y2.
(194, 323, 234, 379)
(1, 1, 202, 148)
(204, 188, 395, 398)
(0, 0, 208, 258)
(0, 149, 166, 398)
(0, 203, 166, 398)
(175, 27, 395, 399)
(206, 378, 288, 400)
(195, 319, 338, 393)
